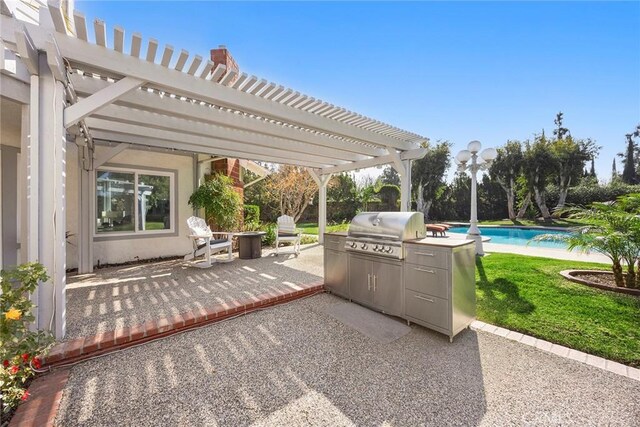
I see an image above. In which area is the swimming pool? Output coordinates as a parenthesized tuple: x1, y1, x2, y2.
(448, 226, 570, 249)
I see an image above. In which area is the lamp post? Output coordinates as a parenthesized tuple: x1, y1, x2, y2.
(454, 140, 497, 256)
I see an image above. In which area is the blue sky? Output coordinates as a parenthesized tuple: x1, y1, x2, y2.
(77, 1, 640, 182)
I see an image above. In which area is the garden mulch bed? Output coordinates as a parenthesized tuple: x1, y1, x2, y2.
(560, 270, 640, 297)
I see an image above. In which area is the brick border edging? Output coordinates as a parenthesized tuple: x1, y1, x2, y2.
(471, 320, 640, 382)
(559, 270, 640, 296)
(43, 281, 325, 368)
(9, 368, 70, 427)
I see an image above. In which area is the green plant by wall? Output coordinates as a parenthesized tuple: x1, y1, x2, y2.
(1, 263, 54, 415)
(244, 205, 260, 226)
(188, 174, 241, 231)
(260, 223, 277, 246)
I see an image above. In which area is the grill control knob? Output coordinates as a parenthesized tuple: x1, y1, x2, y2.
(350, 242, 357, 248)
(385, 247, 393, 253)
(361, 243, 368, 250)
(373, 244, 379, 251)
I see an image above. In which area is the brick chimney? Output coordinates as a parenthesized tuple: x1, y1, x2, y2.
(210, 45, 239, 83)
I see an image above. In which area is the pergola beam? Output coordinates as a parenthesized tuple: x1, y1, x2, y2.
(86, 119, 338, 167)
(64, 76, 145, 128)
(90, 103, 369, 163)
(90, 131, 329, 168)
(321, 147, 427, 175)
(69, 74, 387, 158)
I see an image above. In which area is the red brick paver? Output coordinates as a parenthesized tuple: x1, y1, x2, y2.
(42, 281, 325, 368)
(9, 369, 70, 427)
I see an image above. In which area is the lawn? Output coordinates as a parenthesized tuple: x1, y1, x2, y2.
(298, 222, 349, 235)
(477, 253, 640, 367)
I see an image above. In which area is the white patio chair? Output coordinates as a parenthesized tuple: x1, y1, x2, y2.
(275, 215, 301, 255)
(184, 216, 233, 268)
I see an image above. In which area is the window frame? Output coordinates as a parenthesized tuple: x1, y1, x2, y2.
(93, 166, 176, 238)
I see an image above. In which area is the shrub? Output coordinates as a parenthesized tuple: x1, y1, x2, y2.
(261, 223, 277, 246)
(1, 263, 54, 414)
(244, 205, 260, 226)
(188, 174, 241, 231)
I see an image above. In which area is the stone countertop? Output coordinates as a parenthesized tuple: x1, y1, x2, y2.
(406, 237, 475, 248)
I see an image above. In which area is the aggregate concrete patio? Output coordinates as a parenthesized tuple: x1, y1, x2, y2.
(55, 293, 640, 426)
(65, 244, 323, 340)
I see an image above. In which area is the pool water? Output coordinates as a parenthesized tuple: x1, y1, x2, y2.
(448, 226, 569, 249)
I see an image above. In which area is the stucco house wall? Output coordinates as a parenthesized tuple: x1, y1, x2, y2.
(65, 144, 196, 269)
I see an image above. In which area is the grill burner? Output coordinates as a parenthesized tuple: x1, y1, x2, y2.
(345, 212, 426, 259)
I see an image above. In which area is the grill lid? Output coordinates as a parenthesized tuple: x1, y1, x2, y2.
(348, 212, 426, 241)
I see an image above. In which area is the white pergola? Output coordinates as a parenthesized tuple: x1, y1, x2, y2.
(0, 1, 428, 338)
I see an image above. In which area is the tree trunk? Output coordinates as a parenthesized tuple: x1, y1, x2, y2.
(415, 181, 425, 214)
(516, 192, 531, 219)
(497, 177, 516, 220)
(626, 262, 636, 288)
(612, 261, 626, 287)
(533, 187, 552, 220)
(554, 176, 571, 215)
(637, 258, 640, 289)
(422, 199, 433, 221)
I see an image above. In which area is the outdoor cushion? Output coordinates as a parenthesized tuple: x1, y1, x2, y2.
(434, 223, 452, 230)
(197, 238, 230, 250)
(278, 231, 299, 237)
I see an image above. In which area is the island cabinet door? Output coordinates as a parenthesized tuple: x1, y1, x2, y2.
(325, 249, 348, 297)
(372, 261, 403, 316)
(348, 255, 373, 305)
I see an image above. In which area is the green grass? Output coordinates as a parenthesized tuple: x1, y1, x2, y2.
(477, 253, 640, 367)
(477, 218, 592, 228)
(298, 222, 349, 235)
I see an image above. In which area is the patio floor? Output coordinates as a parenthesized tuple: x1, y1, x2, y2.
(64, 244, 323, 340)
(55, 293, 640, 426)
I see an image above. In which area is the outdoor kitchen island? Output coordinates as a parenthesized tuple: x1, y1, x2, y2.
(324, 213, 476, 342)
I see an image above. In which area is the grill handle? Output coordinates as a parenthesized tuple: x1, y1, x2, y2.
(414, 267, 435, 274)
(367, 273, 371, 291)
(415, 295, 435, 303)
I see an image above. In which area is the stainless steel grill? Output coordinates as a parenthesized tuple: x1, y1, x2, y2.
(345, 212, 426, 259)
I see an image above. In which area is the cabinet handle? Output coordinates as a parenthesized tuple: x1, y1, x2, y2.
(414, 267, 435, 274)
(373, 275, 377, 292)
(414, 295, 435, 303)
(367, 273, 371, 291)
(415, 252, 435, 257)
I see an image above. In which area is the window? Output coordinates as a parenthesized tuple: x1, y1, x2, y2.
(96, 168, 174, 235)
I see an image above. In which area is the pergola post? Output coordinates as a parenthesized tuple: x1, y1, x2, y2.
(308, 169, 332, 244)
(36, 52, 67, 338)
(77, 139, 93, 274)
(400, 159, 412, 211)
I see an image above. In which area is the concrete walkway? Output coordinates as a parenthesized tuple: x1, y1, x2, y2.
(55, 294, 640, 426)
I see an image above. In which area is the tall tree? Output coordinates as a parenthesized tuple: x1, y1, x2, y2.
(411, 141, 451, 220)
(589, 158, 597, 178)
(553, 111, 570, 140)
(266, 165, 318, 222)
(552, 136, 597, 211)
(522, 134, 558, 221)
(380, 166, 401, 186)
(550, 112, 599, 211)
(612, 158, 618, 182)
(489, 140, 524, 220)
(621, 125, 640, 184)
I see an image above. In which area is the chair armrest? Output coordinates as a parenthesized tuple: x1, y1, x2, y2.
(188, 234, 211, 240)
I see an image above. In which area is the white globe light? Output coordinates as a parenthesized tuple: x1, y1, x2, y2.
(453, 157, 461, 165)
(480, 147, 498, 162)
(456, 150, 471, 163)
(467, 140, 482, 154)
